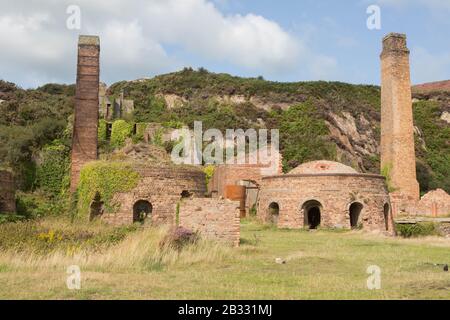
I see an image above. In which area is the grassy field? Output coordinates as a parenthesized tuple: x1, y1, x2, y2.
(0, 217, 449, 300)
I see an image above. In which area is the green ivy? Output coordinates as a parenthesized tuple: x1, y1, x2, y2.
(98, 119, 108, 146)
(203, 165, 215, 187)
(110, 120, 134, 148)
(395, 222, 439, 238)
(35, 142, 70, 197)
(276, 102, 336, 172)
(76, 161, 140, 218)
(381, 163, 396, 193)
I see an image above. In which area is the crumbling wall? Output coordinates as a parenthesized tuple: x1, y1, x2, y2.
(179, 198, 240, 246)
(415, 189, 450, 216)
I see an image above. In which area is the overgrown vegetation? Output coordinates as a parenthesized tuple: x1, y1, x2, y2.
(1, 71, 449, 221)
(77, 161, 140, 218)
(413, 101, 450, 194)
(395, 222, 440, 238)
(110, 120, 134, 148)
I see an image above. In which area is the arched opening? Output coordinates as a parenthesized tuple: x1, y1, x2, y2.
(268, 202, 280, 225)
(302, 200, 322, 230)
(133, 200, 152, 223)
(383, 203, 390, 231)
(180, 190, 192, 199)
(89, 192, 104, 221)
(349, 202, 363, 229)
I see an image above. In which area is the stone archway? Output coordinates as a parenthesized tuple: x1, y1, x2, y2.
(180, 190, 192, 199)
(349, 202, 363, 229)
(89, 192, 104, 221)
(133, 200, 152, 223)
(302, 200, 322, 230)
(268, 202, 280, 225)
(383, 203, 390, 231)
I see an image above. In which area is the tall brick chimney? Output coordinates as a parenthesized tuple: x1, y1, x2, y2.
(70, 35, 100, 192)
(380, 33, 420, 202)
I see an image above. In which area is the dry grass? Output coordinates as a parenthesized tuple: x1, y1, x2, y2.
(0, 217, 449, 299)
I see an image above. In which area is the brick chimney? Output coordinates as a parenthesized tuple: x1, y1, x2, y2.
(70, 35, 100, 192)
(380, 33, 420, 202)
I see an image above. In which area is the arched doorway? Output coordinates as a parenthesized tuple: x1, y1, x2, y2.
(133, 200, 152, 223)
(180, 190, 192, 199)
(302, 200, 322, 230)
(89, 192, 104, 221)
(268, 202, 280, 225)
(349, 202, 363, 229)
(383, 203, 390, 231)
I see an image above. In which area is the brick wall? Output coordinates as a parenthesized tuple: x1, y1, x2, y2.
(101, 165, 207, 226)
(0, 170, 15, 214)
(179, 198, 240, 246)
(258, 173, 394, 234)
(70, 35, 100, 192)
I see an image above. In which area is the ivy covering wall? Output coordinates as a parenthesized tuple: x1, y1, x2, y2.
(110, 120, 134, 148)
(77, 161, 140, 218)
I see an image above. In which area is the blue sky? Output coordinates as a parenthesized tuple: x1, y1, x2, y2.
(0, 0, 449, 88)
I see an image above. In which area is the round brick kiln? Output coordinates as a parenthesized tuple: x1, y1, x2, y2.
(258, 161, 394, 233)
(100, 165, 207, 226)
(0, 170, 16, 214)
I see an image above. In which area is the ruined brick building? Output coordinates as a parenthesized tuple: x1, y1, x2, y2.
(70, 32, 448, 244)
(70, 36, 240, 246)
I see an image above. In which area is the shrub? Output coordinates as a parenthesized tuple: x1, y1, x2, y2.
(395, 222, 440, 238)
(35, 142, 70, 197)
(98, 119, 108, 146)
(110, 120, 134, 148)
(203, 165, 215, 187)
(159, 226, 199, 251)
(16, 192, 68, 218)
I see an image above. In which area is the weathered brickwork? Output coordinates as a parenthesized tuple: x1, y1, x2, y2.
(70, 35, 100, 192)
(0, 170, 16, 214)
(415, 189, 450, 217)
(179, 198, 240, 246)
(258, 163, 394, 234)
(208, 147, 283, 198)
(100, 165, 207, 225)
(380, 33, 420, 202)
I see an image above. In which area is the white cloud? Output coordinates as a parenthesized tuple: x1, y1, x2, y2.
(0, 0, 336, 87)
